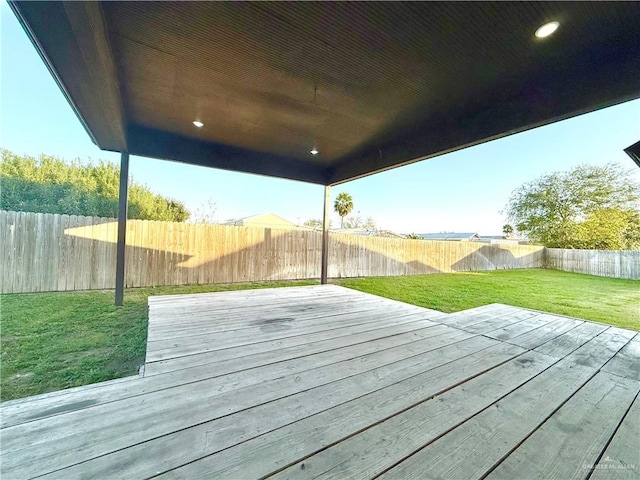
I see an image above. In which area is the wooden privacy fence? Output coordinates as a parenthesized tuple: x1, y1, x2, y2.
(1, 211, 547, 293)
(545, 248, 640, 280)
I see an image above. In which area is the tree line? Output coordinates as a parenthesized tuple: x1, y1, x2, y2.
(1, 150, 189, 222)
(3, 149, 637, 250)
(505, 163, 640, 250)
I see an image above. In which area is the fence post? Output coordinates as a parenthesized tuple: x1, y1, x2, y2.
(115, 152, 129, 306)
(320, 185, 331, 284)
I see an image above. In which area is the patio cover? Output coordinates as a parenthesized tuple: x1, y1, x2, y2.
(10, 1, 640, 185)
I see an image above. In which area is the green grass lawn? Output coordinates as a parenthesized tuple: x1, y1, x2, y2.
(0, 280, 317, 401)
(337, 269, 639, 330)
(1, 269, 638, 402)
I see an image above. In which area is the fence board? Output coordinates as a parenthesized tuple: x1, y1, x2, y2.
(175, 220, 185, 286)
(89, 217, 100, 290)
(22, 212, 37, 292)
(1, 211, 13, 293)
(81, 216, 94, 290)
(42, 211, 56, 292)
(105, 218, 117, 289)
(69, 215, 81, 291)
(184, 221, 193, 286)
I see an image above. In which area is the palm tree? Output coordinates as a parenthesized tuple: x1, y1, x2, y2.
(334, 192, 354, 229)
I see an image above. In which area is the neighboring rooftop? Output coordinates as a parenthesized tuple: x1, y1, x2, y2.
(331, 228, 404, 238)
(224, 213, 299, 230)
(418, 233, 480, 241)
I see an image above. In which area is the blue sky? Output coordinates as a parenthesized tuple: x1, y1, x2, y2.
(2, 2, 639, 234)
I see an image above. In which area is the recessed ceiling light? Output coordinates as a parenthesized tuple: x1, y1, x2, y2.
(193, 120, 204, 128)
(535, 21, 559, 38)
(310, 148, 319, 155)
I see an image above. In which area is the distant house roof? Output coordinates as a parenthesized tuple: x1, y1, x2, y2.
(376, 230, 406, 239)
(332, 228, 375, 236)
(332, 228, 405, 238)
(225, 213, 296, 229)
(418, 232, 480, 241)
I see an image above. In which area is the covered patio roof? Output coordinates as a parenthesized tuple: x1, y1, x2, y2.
(10, 1, 640, 185)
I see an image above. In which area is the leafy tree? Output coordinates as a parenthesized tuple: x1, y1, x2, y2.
(1, 149, 190, 221)
(502, 224, 514, 238)
(505, 163, 640, 249)
(573, 208, 640, 250)
(333, 192, 353, 229)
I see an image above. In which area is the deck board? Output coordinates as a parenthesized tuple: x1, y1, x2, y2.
(1, 284, 638, 480)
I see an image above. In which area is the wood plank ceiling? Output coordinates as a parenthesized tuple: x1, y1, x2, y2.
(10, 1, 640, 184)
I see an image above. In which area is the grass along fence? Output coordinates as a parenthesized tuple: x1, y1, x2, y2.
(1, 211, 545, 293)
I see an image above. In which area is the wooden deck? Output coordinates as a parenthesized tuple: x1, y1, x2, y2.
(1, 284, 638, 479)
